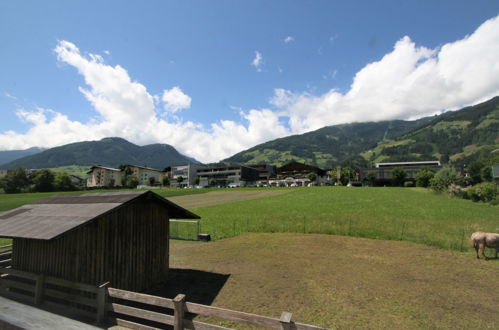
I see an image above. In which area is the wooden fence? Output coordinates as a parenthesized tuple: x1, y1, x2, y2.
(0, 268, 328, 329)
(0, 244, 12, 269)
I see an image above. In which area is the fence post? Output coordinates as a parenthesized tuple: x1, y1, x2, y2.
(96, 282, 110, 324)
(173, 294, 186, 330)
(280, 311, 292, 330)
(34, 274, 44, 305)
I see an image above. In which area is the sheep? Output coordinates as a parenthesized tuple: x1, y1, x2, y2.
(471, 232, 499, 260)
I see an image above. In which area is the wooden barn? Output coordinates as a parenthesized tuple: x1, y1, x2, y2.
(0, 191, 199, 292)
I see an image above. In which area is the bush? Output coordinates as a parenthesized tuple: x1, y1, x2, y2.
(448, 184, 467, 199)
(404, 181, 414, 187)
(415, 168, 435, 187)
(430, 167, 464, 193)
(467, 182, 497, 202)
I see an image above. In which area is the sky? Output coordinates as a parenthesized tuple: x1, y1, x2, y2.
(1, 1, 499, 163)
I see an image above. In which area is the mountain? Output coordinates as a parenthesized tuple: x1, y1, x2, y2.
(223, 96, 499, 169)
(0, 147, 45, 166)
(365, 96, 499, 169)
(222, 118, 434, 168)
(0, 137, 200, 170)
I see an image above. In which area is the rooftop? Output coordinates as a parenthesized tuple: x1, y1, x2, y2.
(0, 191, 199, 240)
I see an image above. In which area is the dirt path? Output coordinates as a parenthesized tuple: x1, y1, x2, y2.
(167, 190, 291, 209)
(167, 233, 499, 329)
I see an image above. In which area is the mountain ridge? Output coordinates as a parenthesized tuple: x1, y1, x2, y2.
(222, 96, 499, 168)
(0, 137, 199, 170)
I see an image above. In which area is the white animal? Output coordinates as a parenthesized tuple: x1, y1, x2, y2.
(471, 232, 499, 260)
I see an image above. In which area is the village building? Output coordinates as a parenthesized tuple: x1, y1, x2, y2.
(123, 165, 166, 186)
(0, 191, 199, 292)
(196, 165, 260, 187)
(247, 164, 277, 184)
(86, 166, 122, 188)
(360, 160, 441, 185)
(270, 161, 329, 187)
(169, 163, 207, 187)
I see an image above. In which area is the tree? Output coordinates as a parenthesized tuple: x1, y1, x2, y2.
(481, 166, 493, 182)
(31, 169, 55, 192)
(391, 168, 406, 186)
(194, 176, 200, 185)
(468, 161, 484, 184)
(307, 172, 317, 183)
(366, 172, 377, 186)
(148, 176, 156, 186)
(54, 171, 75, 191)
(430, 167, 464, 192)
(161, 176, 170, 186)
(0, 168, 30, 193)
(176, 176, 184, 185)
(125, 175, 139, 188)
(120, 165, 133, 186)
(415, 168, 435, 188)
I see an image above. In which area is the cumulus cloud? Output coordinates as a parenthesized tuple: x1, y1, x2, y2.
(284, 36, 294, 43)
(0, 41, 288, 162)
(1, 15, 499, 163)
(161, 86, 191, 113)
(251, 51, 263, 72)
(271, 15, 499, 133)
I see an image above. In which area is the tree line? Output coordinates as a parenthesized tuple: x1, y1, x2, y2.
(0, 168, 79, 194)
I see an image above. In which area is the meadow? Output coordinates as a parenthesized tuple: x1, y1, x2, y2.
(188, 187, 498, 252)
(1, 186, 498, 252)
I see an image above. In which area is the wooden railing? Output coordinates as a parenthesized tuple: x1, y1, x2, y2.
(0, 244, 12, 269)
(0, 268, 329, 329)
(0, 268, 106, 322)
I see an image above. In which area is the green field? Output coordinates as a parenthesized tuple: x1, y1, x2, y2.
(1, 187, 498, 252)
(190, 187, 498, 252)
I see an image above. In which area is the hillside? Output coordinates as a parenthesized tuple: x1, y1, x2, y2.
(222, 117, 434, 168)
(223, 96, 499, 168)
(0, 147, 45, 166)
(364, 96, 499, 168)
(0, 137, 199, 170)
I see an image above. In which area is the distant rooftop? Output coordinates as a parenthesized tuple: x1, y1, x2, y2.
(375, 161, 441, 168)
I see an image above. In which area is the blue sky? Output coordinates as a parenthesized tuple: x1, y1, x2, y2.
(1, 1, 499, 162)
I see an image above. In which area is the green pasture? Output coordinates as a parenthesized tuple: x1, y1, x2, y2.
(0, 187, 497, 252)
(192, 187, 498, 252)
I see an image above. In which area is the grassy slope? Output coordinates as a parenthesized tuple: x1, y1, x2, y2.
(192, 187, 498, 251)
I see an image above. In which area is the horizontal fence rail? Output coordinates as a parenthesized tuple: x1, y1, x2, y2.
(0, 244, 12, 269)
(0, 268, 329, 329)
(170, 220, 201, 241)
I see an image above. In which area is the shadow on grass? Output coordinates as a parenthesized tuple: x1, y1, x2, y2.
(156, 268, 231, 305)
(107, 269, 230, 329)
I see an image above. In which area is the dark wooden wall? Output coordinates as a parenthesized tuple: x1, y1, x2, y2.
(12, 200, 170, 292)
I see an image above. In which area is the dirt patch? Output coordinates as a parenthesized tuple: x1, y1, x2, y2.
(169, 233, 499, 329)
(167, 190, 291, 209)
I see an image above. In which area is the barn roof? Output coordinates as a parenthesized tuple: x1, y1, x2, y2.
(0, 190, 200, 240)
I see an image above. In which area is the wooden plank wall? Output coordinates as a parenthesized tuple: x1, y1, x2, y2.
(12, 200, 170, 292)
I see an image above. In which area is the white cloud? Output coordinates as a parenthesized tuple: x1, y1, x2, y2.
(284, 36, 294, 43)
(0, 41, 287, 163)
(161, 86, 191, 113)
(271, 15, 499, 133)
(251, 51, 263, 72)
(4, 92, 17, 100)
(1, 15, 499, 163)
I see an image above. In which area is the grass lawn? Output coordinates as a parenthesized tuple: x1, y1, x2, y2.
(1, 186, 497, 251)
(189, 187, 498, 252)
(169, 233, 499, 329)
